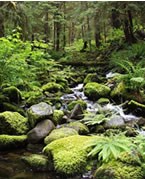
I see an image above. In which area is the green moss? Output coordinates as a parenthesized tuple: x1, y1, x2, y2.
(128, 100, 145, 109)
(0, 111, 29, 135)
(22, 154, 50, 171)
(42, 82, 64, 93)
(68, 100, 87, 111)
(26, 95, 44, 107)
(84, 82, 111, 100)
(97, 98, 110, 105)
(52, 110, 64, 125)
(65, 121, 89, 134)
(44, 127, 78, 144)
(84, 73, 98, 84)
(43, 135, 95, 175)
(2, 86, 22, 104)
(3, 102, 25, 116)
(118, 152, 140, 166)
(94, 161, 143, 179)
(0, 135, 27, 150)
(111, 81, 126, 98)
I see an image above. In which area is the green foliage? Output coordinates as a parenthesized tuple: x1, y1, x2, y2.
(110, 59, 145, 91)
(82, 113, 110, 126)
(87, 134, 133, 163)
(134, 135, 145, 164)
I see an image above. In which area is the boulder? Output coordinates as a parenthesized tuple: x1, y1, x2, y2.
(2, 86, 22, 104)
(94, 161, 143, 179)
(27, 119, 55, 144)
(67, 100, 87, 111)
(70, 104, 84, 120)
(21, 154, 51, 171)
(83, 73, 98, 84)
(84, 82, 111, 100)
(44, 127, 78, 144)
(3, 102, 25, 116)
(27, 102, 53, 128)
(43, 135, 96, 175)
(104, 115, 125, 129)
(64, 121, 89, 134)
(0, 111, 29, 135)
(52, 110, 64, 125)
(0, 135, 27, 150)
(42, 82, 63, 93)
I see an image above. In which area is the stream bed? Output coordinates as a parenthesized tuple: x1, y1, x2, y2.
(0, 83, 142, 179)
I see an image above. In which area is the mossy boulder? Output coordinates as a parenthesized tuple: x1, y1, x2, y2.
(43, 135, 95, 175)
(3, 102, 25, 116)
(67, 100, 87, 111)
(21, 154, 51, 171)
(84, 82, 111, 100)
(52, 110, 64, 125)
(65, 121, 89, 134)
(0, 111, 29, 135)
(84, 73, 98, 84)
(111, 81, 126, 98)
(2, 86, 22, 104)
(94, 161, 143, 179)
(44, 127, 78, 144)
(26, 94, 44, 107)
(0, 135, 27, 150)
(27, 102, 53, 128)
(97, 98, 110, 105)
(42, 82, 64, 93)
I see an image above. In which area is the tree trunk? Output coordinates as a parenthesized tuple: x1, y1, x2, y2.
(94, 13, 101, 47)
(123, 4, 136, 44)
(44, 9, 49, 43)
(63, 2, 66, 49)
(111, 8, 121, 29)
(0, 2, 5, 37)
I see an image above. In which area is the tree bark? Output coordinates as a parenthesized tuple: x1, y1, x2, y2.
(0, 2, 5, 37)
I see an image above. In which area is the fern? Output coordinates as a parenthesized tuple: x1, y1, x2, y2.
(82, 113, 110, 126)
(86, 134, 133, 163)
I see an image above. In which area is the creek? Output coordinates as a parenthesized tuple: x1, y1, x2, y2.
(0, 83, 142, 179)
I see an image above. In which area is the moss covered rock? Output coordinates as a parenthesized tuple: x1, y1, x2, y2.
(65, 121, 89, 134)
(111, 81, 126, 99)
(42, 82, 64, 93)
(97, 98, 110, 105)
(84, 82, 111, 100)
(21, 154, 51, 171)
(27, 102, 53, 128)
(0, 111, 29, 135)
(43, 135, 95, 175)
(84, 73, 98, 84)
(44, 127, 78, 144)
(94, 161, 143, 179)
(2, 86, 22, 104)
(68, 100, 87, 111)
(52, 110, 64, 125)
(3, 102, 25, 116)
(0, 135, 27, 150)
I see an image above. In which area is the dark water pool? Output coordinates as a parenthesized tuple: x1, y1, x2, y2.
(0, 149, 88, 179)
(0, 149, 59, 179)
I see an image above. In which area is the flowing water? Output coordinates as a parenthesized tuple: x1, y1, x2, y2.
(0, 82, 142, 179)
